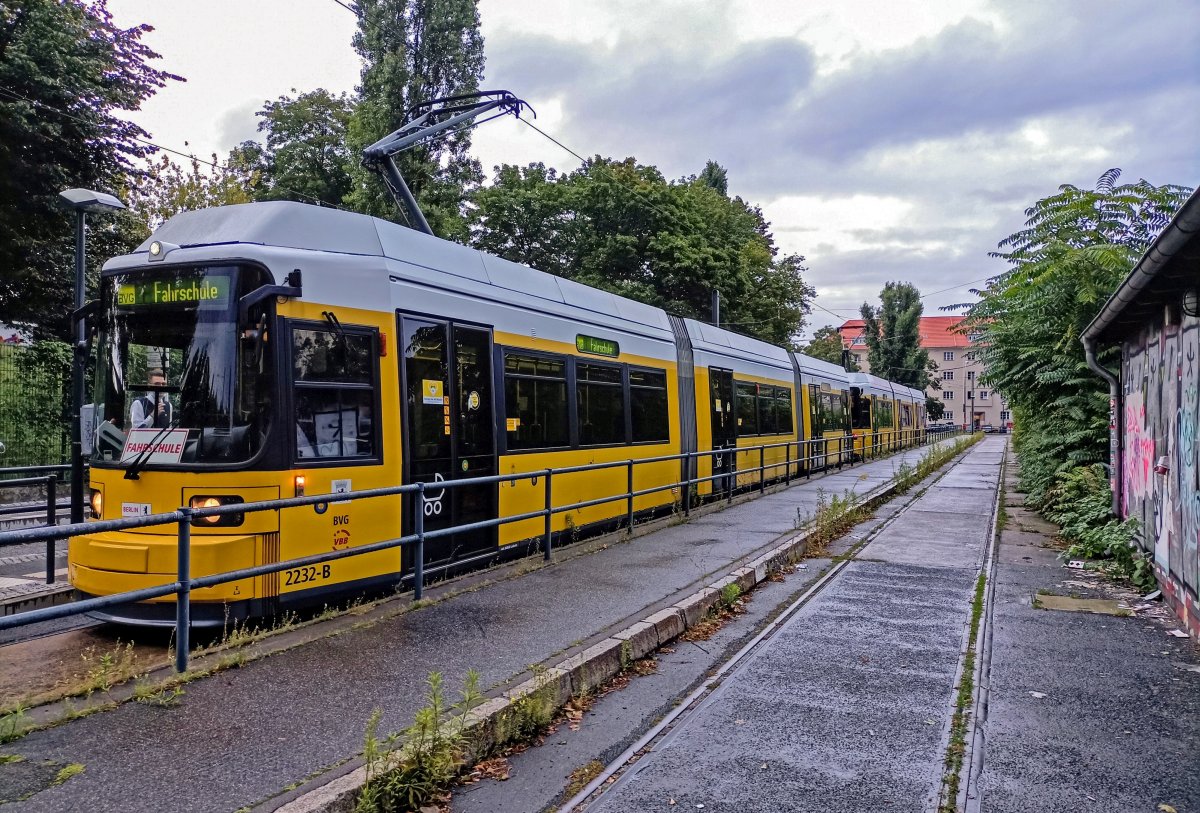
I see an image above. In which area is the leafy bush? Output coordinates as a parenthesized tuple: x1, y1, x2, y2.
(1041, 464, 1155, 589)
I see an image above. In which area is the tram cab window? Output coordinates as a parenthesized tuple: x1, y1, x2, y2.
(630, 368, 669, 443)
(292, 326, 379, 460)
(577, 362, 625, 446)
(505, 352, 568, 450)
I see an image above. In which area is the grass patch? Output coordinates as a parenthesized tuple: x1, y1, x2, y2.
(51, 762, 84, 786)
(565, 759, 605, 797)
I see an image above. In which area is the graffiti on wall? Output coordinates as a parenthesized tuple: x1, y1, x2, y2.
(1122, 317, 1200, 599)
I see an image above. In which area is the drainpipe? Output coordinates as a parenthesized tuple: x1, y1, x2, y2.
(1083, 335, 1122, 517)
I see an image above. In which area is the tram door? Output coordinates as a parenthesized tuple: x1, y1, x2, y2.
(399, 315, 497, 567)
(708, 367, 736, 494)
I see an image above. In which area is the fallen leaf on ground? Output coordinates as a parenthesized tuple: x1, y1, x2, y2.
(1167, 629, 1189, 638)
(1157, 804, 1177, 813)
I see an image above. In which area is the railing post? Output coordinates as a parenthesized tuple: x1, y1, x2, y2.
(543, 469, 553, 561)
(175, 507, 192, 673)
(759, 445, 765, 493)
(727, 451, 735, 504)
(414, 483, 426, 601)
(686, 453, 696, 522)
(45, 475, 57, 584)
(626, 459, 635, 532)
(785, 443, 791, 485)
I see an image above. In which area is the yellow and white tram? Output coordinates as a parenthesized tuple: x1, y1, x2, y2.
(71, 201, 925, 624)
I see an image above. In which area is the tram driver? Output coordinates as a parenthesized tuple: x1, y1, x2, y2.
(129, 371, 173, 430)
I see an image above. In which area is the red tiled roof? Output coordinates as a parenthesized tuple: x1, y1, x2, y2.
(839, 316, 972, 349)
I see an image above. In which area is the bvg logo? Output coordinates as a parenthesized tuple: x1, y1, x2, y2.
(424, 472, 446, 516)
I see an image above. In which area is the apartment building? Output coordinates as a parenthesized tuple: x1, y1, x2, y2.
(837, 315, 1011, 430)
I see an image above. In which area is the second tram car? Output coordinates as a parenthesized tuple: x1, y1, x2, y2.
(70, 201, 926, 624)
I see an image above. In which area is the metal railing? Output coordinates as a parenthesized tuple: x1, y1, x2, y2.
(0, 428, 961, 671)
(0, 465, 69, 584)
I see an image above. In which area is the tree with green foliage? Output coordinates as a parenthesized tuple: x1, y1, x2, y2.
(239, 89, 355, 208)
(962, 169, 1191, 500)
(470, 158, 814, 346)
(345, 0, 485, 240)
(126, 154, 253, 234)
(859, 282, 934, 390)
(697, 160, 729, 196)
(0, 0, 178, 337)
(803, 325, 853, 367)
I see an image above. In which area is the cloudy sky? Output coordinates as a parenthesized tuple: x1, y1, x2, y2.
(107, 0, 1199, 338)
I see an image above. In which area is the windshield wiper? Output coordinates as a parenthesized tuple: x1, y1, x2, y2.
(124, 419, 180, 480)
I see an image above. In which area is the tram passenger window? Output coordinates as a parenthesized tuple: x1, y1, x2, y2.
(776, 388, 794, 434)
(758, 386, 779, 434)
(505, 352, 568, 450)
(735, 381, 758, 435)
(578, 363, 625, 446)
(630, 368, 669, 443)
(292, 326, 378, 460)
(850, 392, 871, 430)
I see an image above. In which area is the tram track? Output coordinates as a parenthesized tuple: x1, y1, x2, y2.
(0, 616, 103, 648)
(559, 447, 974, 812)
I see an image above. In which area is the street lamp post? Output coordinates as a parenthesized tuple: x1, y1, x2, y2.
(58, 189, 126, 523)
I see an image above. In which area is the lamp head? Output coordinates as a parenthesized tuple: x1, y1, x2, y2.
(59, 188, 127, 214)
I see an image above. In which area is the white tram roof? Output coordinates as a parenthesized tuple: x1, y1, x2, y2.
(793, 353, 851, 386)
(122, 201, 673, 333)
(848, 371, 898, 398)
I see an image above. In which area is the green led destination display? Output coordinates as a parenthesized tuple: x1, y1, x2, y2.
(576, 334, 619, 357)
(116, 276, 230, 308)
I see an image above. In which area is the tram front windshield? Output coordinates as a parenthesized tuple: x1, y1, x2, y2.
(89, 264, 272, 467)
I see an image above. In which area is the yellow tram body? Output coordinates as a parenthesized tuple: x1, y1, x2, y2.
(69, 202, 924, 625)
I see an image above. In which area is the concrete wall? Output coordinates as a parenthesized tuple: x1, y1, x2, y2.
(1120, 311, 1200, 636)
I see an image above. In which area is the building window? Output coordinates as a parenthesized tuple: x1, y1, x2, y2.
(942, 371, 954, 381)
(944, 391, 954, 400)
(967, 391, 974, 400)
(966, 351, 975, 361)
(967, 370, 975, 381)
(1000, 410, 1010, 421)
(943, 351, 954, 361)
(630, 367, 669, 443)
(979, 390, 989, 400)
(852, 354, 861, 364)
(852, 336, 865, 346)
(504, 352, 569, 450)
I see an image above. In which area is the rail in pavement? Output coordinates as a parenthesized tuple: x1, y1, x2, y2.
(0, 438, 972, 813)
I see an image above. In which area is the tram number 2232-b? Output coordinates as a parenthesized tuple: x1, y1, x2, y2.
(285, 564, 332, 586)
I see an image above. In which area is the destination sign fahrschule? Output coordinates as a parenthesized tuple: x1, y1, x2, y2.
(576, 334, 619, 357)
(117, 277, 229, 307)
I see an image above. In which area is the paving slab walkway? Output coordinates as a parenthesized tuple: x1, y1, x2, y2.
(582, 437, 1006, 813)
(0, 442, 944, 812)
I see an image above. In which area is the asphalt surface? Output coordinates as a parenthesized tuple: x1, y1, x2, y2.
(975, 464, 1200, 812)
(581, 438, 1004, 813)
(0, 443, 938, 811)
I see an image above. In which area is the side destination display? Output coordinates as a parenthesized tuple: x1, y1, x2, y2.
(576, 334, 619, 357)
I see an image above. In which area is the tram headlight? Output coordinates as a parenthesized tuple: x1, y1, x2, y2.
(188, 495, 245, 527)
(89, 488, 103, 519)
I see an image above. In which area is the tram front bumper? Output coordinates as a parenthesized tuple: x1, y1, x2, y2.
(69, 530, 258, 604)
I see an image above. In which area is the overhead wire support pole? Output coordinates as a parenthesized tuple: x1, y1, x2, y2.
(361, 90, 533, 236)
